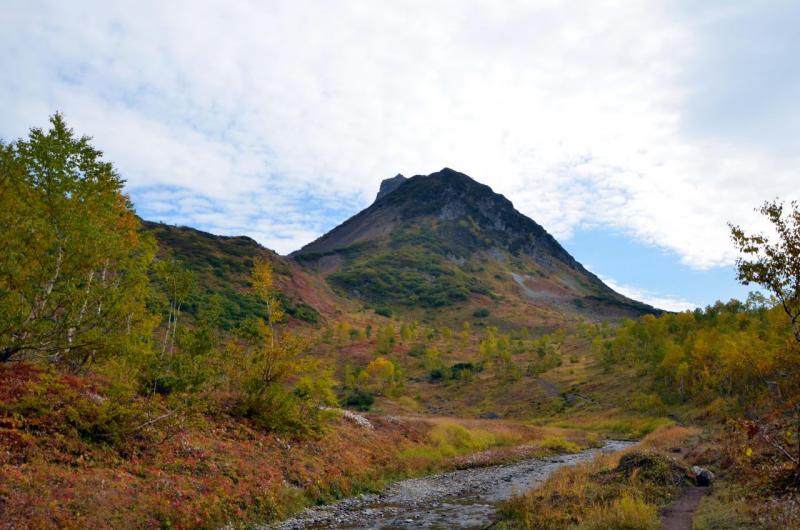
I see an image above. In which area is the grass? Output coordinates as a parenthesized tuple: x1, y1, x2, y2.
(496, 425, 696, 530)
(397, 418, 595, 470)
(400, 422, 496, 464)
(550, 414, 674, 439)
(693, 486, 753, 530)
(538, 435, 581, 454)
(577, 493, 659, 530)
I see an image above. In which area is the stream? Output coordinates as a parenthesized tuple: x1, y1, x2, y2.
(271, 440, 634, 530)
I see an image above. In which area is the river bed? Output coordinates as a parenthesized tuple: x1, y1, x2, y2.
(271, 440, 634, 530)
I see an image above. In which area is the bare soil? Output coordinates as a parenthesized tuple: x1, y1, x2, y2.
(660, 486, 709, 530)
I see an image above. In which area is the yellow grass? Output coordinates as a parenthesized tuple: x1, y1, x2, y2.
(639, 424, 701, 452)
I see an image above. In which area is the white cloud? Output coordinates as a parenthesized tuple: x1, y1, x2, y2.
(599, 276, 698, 313)
(1, 0, 798, 260)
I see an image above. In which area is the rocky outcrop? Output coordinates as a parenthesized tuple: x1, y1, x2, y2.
(374, 174, 408, 201)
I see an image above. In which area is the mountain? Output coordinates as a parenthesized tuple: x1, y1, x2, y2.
(143, 221, 348, 328)
(293, 168, 656, 325)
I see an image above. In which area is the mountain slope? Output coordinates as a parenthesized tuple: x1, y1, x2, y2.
(143, 221, 348, 327)
(293, 168, 656, 324)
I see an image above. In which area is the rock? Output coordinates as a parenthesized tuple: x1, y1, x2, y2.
(375, 174, 407, 201)
(691, 466, 714, 486)
(320, 407, 374, 429)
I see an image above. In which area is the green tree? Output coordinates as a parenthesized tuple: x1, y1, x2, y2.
(731, 200, 800, 342)
(0, 114, 155, 366)
(228, 258, 335, 435)
(731, 200, 800, 467)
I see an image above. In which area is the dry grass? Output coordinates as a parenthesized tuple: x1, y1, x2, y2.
(550, 412, 674, 439)
(639, 425, 701, 452)
(577, 493, 659, 530)
(497, 439, 687, 529)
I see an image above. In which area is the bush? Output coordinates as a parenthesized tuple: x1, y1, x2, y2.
(632, 393, 667, 415)
(473, 308, 490, 318)
(450, 362, 479, 380)
(343, 389, 375, 411)
(375, 307, 393, 318)
(429, 368, 444, 381)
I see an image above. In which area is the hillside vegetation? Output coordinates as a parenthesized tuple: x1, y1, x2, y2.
(2, 116, 800, 529)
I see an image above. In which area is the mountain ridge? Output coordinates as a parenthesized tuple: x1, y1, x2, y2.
(292, 168, 658, 321)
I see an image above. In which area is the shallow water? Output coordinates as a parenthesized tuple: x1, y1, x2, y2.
(273, 440, 634, 530)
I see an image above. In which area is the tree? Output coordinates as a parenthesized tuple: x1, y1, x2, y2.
(0, 114, 155, 365)
(153, 258, 195, 356)
(731, 200, 800, 471)
(731, 200, 800, 342)
(375, 324, 395, 354)
(229, 258, 334, 435)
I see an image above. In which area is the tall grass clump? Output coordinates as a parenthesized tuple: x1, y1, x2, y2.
(578, 493, 658, 530)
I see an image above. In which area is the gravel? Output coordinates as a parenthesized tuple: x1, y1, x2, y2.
(269, 440, 634, 530)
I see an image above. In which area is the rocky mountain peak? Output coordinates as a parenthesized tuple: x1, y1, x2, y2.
(374, 174, 408, 201)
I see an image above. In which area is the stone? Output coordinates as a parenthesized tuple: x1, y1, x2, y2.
(691, 466, 715, 486)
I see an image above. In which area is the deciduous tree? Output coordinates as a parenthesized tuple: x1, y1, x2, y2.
(0, 114, 154, 366)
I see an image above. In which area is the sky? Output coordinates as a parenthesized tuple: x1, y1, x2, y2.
(2, 1, 798, 311)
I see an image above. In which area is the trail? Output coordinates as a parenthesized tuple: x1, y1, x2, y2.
(660, 486, 708, 530)
(271, 440, 634, 530)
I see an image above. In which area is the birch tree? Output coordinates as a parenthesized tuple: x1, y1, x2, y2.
(0, 114, 154, 365)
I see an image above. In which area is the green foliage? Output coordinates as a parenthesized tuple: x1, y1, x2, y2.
(427, 422, 495, 455)
(450, 362, 480, 380)
(422, 346, 443, 372)
(375, 325, 396, 354)
(327, 223, 489, 309)
(596, 301, 796, 409)
(473, 308, 490, 318)
(631, 393, 667, 415)
(0, 114, 155, 365)
(146, 223, 320, 328)
(693, 488, 752, 530)
(342, 389, 374, 411)
(221, 259, 336, 436)
(401, 422, 496, 465)
(429, 368, 445, 380)
(730, 199, 800, 342)
(526, 335, 563, 375)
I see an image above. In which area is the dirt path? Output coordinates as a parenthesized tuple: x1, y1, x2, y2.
(270, 440, 634, 530)
(660, 486, 708, 530)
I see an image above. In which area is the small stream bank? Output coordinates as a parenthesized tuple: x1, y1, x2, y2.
(271, 440, 634, 530)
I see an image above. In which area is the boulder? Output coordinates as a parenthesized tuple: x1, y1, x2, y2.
(691, 465, 715, 486)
